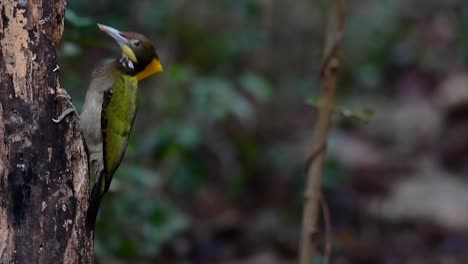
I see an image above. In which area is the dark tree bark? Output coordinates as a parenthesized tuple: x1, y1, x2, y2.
(0, 1, 93, 263)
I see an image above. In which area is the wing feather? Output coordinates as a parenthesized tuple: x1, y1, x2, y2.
(101, 76, 138, 192)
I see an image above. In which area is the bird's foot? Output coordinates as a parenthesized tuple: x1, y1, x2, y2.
(52, 89, 79, 123)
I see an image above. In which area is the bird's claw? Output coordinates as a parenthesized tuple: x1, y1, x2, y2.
(52, 90, 79, 123)
(52, 108, 78, 123)
(54, 93, 72, 102)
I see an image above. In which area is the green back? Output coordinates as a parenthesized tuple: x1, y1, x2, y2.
(102, 75, 138, 185)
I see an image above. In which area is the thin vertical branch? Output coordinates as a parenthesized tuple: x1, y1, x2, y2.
(321, 197, 332, 264)
(298, 1, 346, 264)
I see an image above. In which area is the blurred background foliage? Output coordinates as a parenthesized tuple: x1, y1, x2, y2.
(60, 0, 468, 263)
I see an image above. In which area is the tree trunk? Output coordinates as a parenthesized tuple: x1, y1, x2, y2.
(0, 1, 93, 263)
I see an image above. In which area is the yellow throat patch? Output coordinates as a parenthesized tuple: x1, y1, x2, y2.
(135, 58, 163, 81)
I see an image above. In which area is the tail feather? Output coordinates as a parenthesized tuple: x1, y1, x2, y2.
(86, 170, 106, 230)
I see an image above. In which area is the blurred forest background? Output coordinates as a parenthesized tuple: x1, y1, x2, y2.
(60, 0, 468, 263)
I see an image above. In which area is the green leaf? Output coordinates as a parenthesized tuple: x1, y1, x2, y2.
(239, 72, 272, 102)
(362, 107, 375, 119)
(335, 106, 374, 122)
(176, 123, 201, 149)
(306, 95, 320, 106)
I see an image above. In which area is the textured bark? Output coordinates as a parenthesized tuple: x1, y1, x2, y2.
(0, 1, 93, 263)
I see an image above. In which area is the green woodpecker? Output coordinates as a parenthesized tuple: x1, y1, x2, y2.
(56, 24, 163, 226)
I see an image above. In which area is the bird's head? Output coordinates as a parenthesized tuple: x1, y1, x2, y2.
(98, 24, 163, 81)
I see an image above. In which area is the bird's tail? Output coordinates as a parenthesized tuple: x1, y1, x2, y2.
(86, 170, 106, 230)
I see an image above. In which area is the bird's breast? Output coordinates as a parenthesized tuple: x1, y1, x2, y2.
(80, 89, 104, 148)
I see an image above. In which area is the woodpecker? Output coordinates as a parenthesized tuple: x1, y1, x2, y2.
(54, 24, 163, 227)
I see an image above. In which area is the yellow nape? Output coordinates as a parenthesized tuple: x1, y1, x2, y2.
(135, 58, 163, 81)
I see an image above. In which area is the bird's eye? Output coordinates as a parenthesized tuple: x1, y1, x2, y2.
(133, 40, 141, 47)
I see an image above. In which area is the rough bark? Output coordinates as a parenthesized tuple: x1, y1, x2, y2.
(0, 1, 93, 263)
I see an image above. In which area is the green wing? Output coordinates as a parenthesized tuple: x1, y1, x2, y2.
(101, 75, 138, 192)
